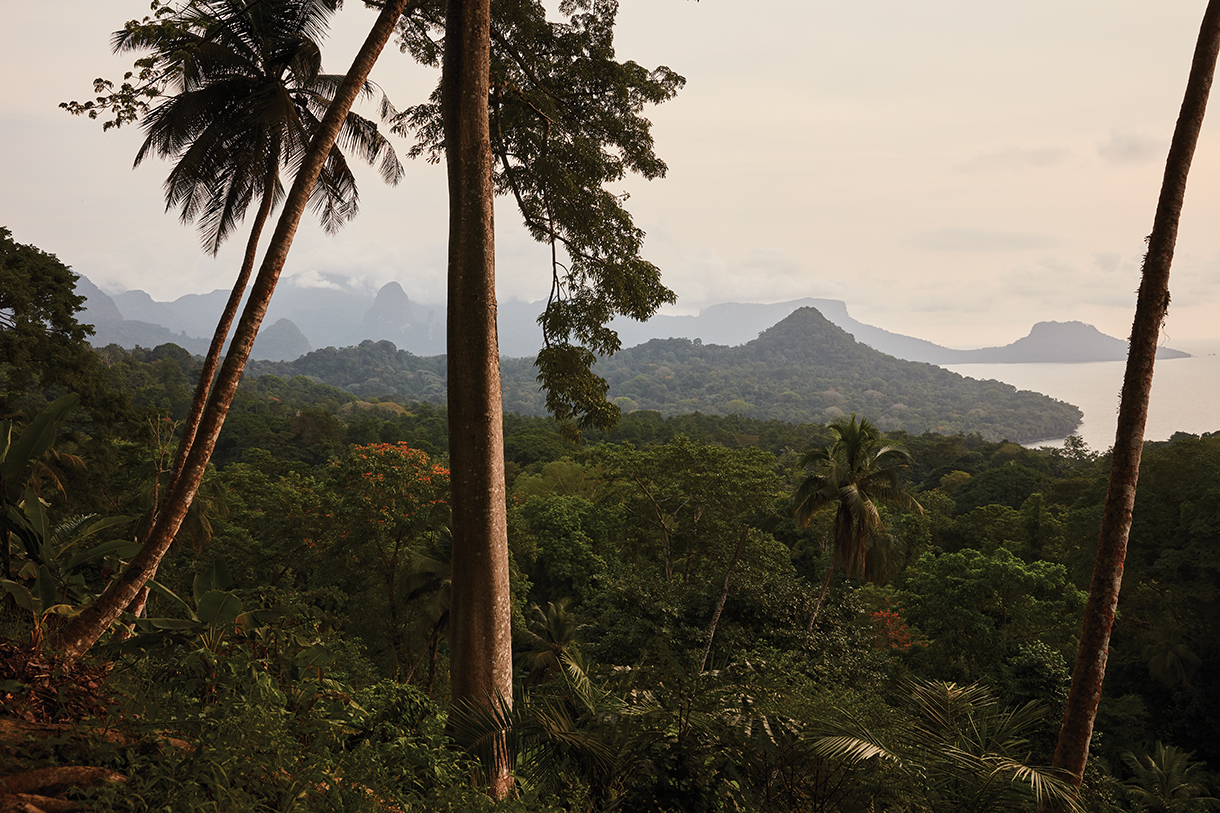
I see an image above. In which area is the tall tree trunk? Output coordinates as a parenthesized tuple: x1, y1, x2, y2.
(53, 0, 412, 661)
(442, 0, 513, 799)
(1045, 2, 1220, 804)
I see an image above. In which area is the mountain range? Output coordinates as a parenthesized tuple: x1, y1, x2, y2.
(245, 307, 1085, 442)
(75, 275, 1191, 365)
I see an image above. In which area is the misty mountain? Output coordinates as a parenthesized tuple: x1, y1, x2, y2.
(77, 275, 211, 355)
(247, 307, 1083, 443)
(252, 318, 312, 362)
(74, 274, 1189, 365)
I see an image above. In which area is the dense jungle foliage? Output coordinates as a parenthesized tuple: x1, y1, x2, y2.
(3, 309, 1220, 810)
(244, 307, 1084, 444)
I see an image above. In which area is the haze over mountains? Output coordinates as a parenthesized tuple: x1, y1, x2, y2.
(76, 276, 1190, 365)
(244, 307, 1085, 442)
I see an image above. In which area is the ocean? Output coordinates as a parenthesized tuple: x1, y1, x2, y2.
(942, 339, 1220, 454)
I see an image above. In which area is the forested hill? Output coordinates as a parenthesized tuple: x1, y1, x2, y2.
(246, 307, 1083, 442)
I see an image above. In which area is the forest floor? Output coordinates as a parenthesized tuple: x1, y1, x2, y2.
(0, 639, 129, 812)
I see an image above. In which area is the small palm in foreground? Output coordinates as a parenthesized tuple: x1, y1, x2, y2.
(794, 414, 922, 629)
(816, 679, 1081, 813)
(1123, 741, 1220, 813)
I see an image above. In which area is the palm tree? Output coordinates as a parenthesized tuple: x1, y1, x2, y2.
(816, 679, 1082, 813)
(1123, 742, 1220, 813)
(114, 0, 402, 500)
(1048, 3, 1220, 803)
(515, 597, 583, 686)
(55, 0, 414, 662)
(793, 414, 922, 630)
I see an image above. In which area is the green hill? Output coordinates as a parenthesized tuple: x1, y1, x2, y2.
(247, 307, 1082, 442)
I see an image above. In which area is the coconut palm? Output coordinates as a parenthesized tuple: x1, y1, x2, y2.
(114, 0, 402, 497)
(515, 597, 583, 687)
(55, 0, 414, 661)
(793, 414, 922, 630)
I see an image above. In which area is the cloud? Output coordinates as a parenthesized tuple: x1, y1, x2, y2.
(285, 268, 349, 291)
(957, 147, 1071, 173)
(903, 229, 1063, 251)
(1097, 131, 1163, 165)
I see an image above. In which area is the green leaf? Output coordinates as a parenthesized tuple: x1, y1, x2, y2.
(0, 579, 37, 614)
(35, 564, 57, 614)
(63, 538, 143, 572)
(146, 577, 196, 621)
(20, 490, 49, 558)
(196, 589, 242, 628)
(0, 422, 11, 467)
(0, 393, 79, 481)
(192, 558, 233, 604)
(234, 606, 282, 633)
(142, 617, 205, 631)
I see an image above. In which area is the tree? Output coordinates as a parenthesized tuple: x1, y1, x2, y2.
(55, 0, 414, 661)
(0, 229, 119, 428)
(94, 0, 402, 501)
(1048, 2, 1220, 802)
(326, 442, 450, 676)
(0, 229, 93, 404)
(393, 0, 684, 433)
(793, 414, 922, 630)
(437, 0, 514, 798)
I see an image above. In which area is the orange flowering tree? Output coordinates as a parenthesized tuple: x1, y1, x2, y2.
(327, 443, 450, 677)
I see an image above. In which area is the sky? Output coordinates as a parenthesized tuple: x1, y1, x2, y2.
(4, 0, 1220, 349)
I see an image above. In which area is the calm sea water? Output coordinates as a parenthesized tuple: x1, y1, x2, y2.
(943, 339, 1220, 454)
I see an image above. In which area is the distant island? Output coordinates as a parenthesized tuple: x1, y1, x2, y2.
(76, 276, 1189, 365)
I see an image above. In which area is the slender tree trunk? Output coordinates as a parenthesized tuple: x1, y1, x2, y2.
(53, 0, 412, 661)
(169, 181, 276, 494)
(113, 181, 277, 624)
(806, 564, 833, 632)
(1044, 2, 1220, 804)
(442, 0, 513, 799)
(701, 525, 747, 672)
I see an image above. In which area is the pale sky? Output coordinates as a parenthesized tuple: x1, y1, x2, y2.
(4, 0, 1220, 349)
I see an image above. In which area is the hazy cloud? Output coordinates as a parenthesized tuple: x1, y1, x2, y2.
(904, 229, 1062, 251)
(957, 147, 1071, 173)
(1097, 131, 1163, 165)
(286, 269, 348, 290)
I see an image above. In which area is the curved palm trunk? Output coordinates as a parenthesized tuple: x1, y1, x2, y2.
(442, 0, 514, 799)
(54, 0, 412, 661)
(1045, 2, 1220, 803)
(114, 179, 279, 622)
(168, 181, 277, 493)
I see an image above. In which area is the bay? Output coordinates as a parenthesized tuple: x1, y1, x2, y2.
(942, 339, 1220, 454)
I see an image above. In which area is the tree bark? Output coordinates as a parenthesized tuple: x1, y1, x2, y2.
(1045, 1, 1220, 803)
(442, 0, 513, 799)
(53, 0, 412, 661)
(168, 181, 276, 495)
